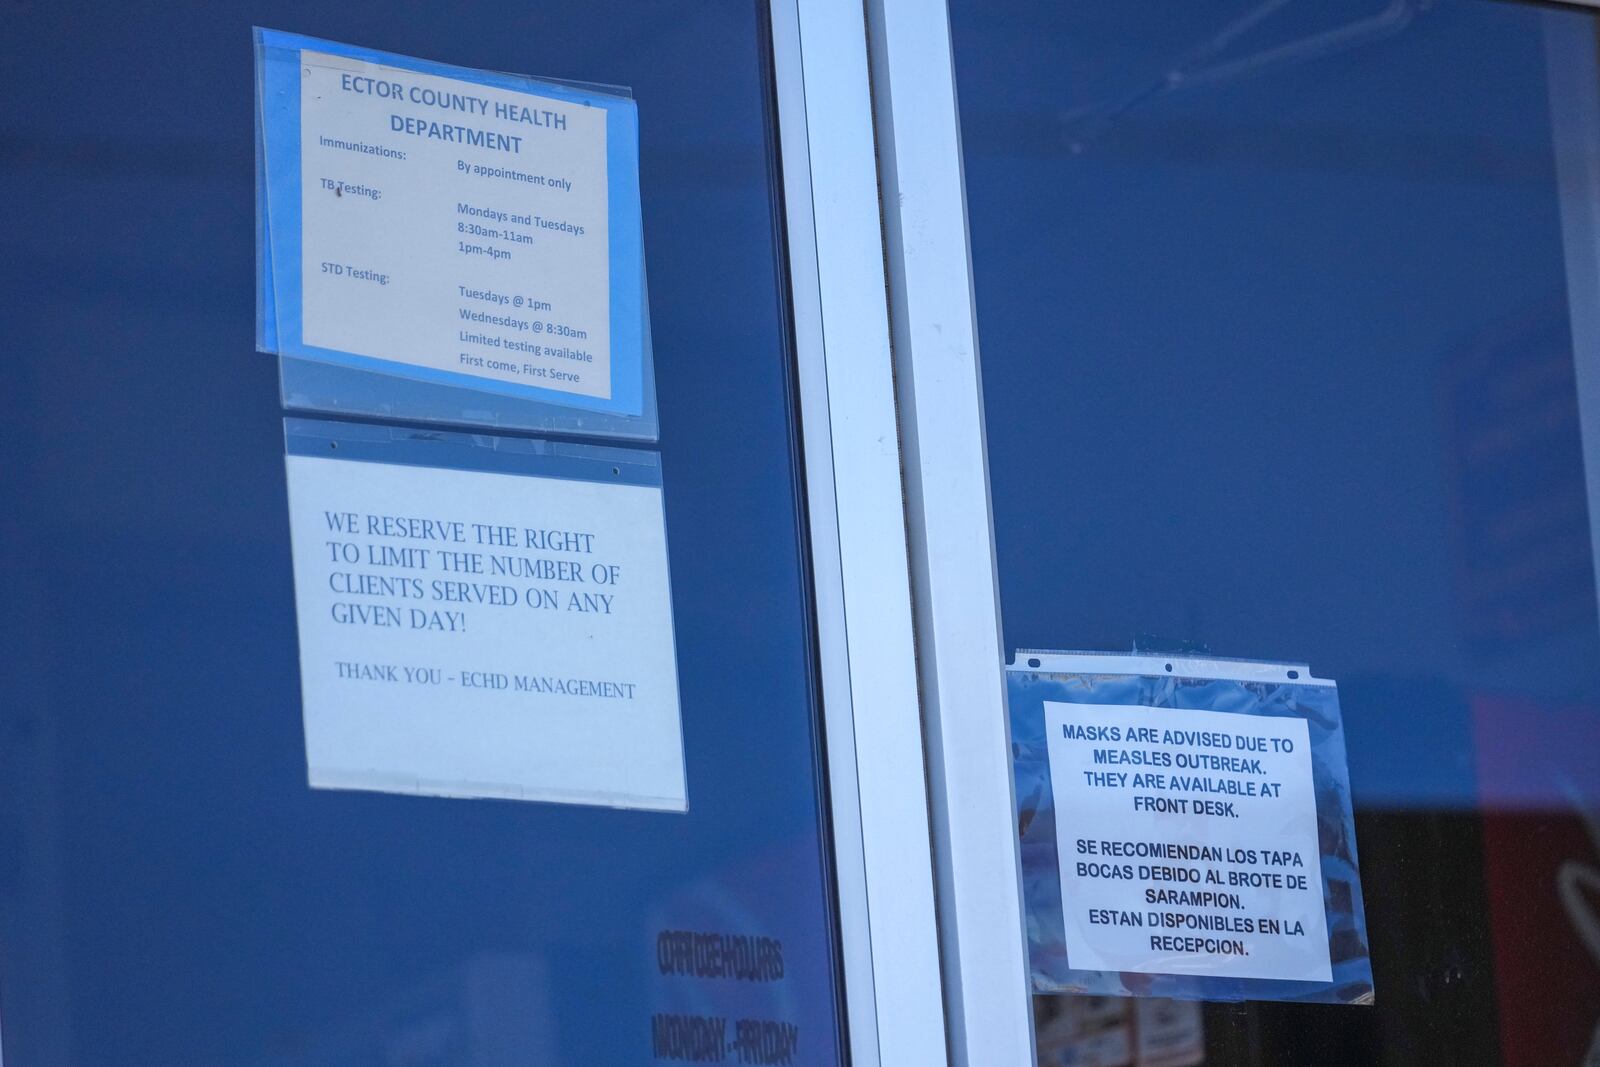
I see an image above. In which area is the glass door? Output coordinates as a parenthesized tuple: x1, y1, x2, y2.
(941, 0, 1600, 1062)
(0, 2, 882, 1064)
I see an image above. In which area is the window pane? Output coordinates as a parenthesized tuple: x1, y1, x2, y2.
(0, 4, 847, 1064)
(951, 0, 1600, 1061)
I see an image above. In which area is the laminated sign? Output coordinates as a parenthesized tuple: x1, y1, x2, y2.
(1010, 652, 1373, 1004)
(282, 419, 686, 812)
(255, 29, 654, 435)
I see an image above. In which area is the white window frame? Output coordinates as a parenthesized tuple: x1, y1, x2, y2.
(863, 1, 1037, 1063)
(772, 0, 1031, 1062)
(861, 2, 1036, 1062)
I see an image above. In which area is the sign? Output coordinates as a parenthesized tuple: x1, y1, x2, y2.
(1045, 702, 1330, 983)
(1009, 652, 1372, 1004)
(284, 422, 685, 811)
(256, 29, 646, 416)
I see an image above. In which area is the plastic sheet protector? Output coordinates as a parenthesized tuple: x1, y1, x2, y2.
(256, 29, 655, 438)
(283, 418, 685, 811)
(1009, 651, 1373, 1005)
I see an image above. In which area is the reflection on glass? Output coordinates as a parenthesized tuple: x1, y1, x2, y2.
(1035, 995, 1204, 1067)
(949, 0, 1600, 1061)
(0, 2, 846, 1064)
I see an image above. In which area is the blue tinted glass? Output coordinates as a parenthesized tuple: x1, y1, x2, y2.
(952, 0, 1600, 1061)
(0, 3, 846, 1065)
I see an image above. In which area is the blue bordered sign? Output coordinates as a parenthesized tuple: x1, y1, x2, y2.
(256, 29, 647, 419)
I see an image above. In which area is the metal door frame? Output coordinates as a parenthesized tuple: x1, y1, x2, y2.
(770, 2, 953, 1064)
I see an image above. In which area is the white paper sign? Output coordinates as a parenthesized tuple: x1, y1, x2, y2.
(1045, 702, 1331, 983)
(285, 453, 685, 811)
(298, 49, 613, 398)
